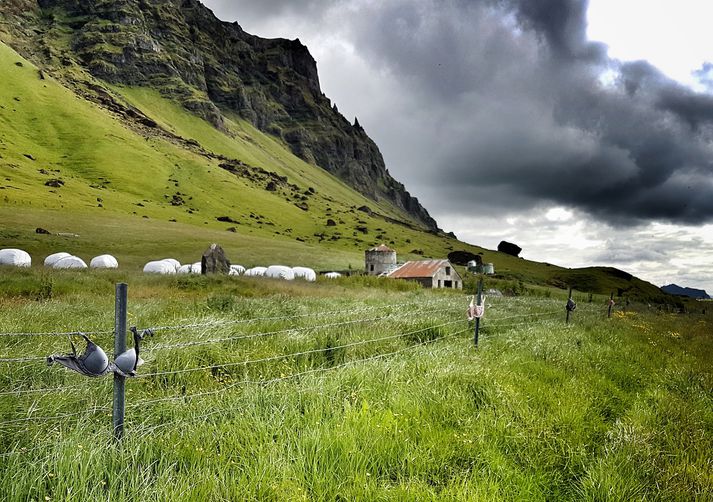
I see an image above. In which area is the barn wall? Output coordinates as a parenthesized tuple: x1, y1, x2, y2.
(432, 265, 463, 289)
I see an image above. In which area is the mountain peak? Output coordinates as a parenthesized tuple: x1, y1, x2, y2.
(661, 284, 710, 299)
(7, 0, 439, 231)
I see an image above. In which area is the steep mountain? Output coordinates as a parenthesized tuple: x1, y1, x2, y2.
(661, 284, 710, 300)
(0, 0, 438, 230)
(0, 1, 682, 306)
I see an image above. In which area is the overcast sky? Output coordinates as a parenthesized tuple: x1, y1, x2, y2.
(202, 0, 713, 294)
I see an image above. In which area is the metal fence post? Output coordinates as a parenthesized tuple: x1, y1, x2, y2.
(113, 283, 128, 442)
(566, 287, 573, 324)
(474, 278, 483, 347)
(608, 292, 614, 319)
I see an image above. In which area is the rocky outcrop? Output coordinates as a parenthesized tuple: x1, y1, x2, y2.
(447, 250, 480, 266)
(9, 0, 439, 230)
(201, 243, 230, 274)
(498, 241, 522, 257)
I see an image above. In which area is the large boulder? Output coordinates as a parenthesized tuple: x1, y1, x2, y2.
(448, 250, 480, 266)
(201, 243, 230, 274)
(498, 241, 522, 257)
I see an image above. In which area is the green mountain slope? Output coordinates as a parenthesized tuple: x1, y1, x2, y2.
(1, 0, 439, 230)
(0, 34, 674, 303)
(0, 41, 456, 267)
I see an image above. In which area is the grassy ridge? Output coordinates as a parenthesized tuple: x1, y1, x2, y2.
(0, 40, 677, 301)
(0, 269, 711, 500)
(0, 40, 466, 266)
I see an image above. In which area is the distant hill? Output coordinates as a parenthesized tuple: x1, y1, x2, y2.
(661, 284, 710, 300)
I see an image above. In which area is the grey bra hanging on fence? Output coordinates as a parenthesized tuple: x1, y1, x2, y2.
(47, 333, 111, 377)
(47, 328, 153, 378)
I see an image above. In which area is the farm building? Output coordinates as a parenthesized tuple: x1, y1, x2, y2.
(388, 259, 463, 289)
(365, 244, 397, 276)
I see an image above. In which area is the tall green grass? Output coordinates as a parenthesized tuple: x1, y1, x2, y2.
(0, 269, 710, 500)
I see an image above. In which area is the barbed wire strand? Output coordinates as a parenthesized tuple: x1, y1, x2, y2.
(0, 356, 46, 363)
(0, 298, 461, 339)
(0, 307, 461, 365)
(127, 328, 469, 437)
(140, 298, 461, 333)
(0, 328, 114, 338)
(0, 404, 110, 428)
(143, 305, 460, 352)
(136, 319, 464, 381)
(0, 307, 549, 366)
(0, 383, 106, 397)
(0, 326, 468, 434)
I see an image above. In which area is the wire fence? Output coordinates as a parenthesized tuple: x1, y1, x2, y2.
(0, 285, 609, 454)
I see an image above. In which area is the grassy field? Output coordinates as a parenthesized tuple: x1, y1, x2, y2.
(0, 39, 472, 266)
(0, 268, 710, 500)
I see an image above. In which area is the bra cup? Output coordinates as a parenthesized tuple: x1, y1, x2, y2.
(80, 341, 110, 375)
(114, 348, 140, 373)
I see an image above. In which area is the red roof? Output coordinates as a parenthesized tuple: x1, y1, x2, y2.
(388, 259, 452, 279)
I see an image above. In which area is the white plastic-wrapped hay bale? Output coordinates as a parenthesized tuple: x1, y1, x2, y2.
(44, 252, 71, 268)
(177, 264, 193, 274)
(244, 266, 267, 277)
(0, 249, 32, 267)
(90, 254, 118, 269)
(53, 256, 88, 270)
(324, 272, 342, 279)
(229, 264, 245, 276)
(265, 265, 295, 281)
(161, 258, 181, 272)
(143, 260, 177, 274)
(292, 266, 316, 282)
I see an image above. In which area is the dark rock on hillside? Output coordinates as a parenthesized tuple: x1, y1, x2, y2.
(662, 284, 710, 299)
(7, 0, 440, 231)
(447, 250, 480, 266)
(201, 243, 230, 274)
(498, 241, 522, 257)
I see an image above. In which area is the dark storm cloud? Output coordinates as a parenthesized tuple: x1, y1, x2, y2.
(202, 0, 713, 226)
(204, 0, 338, 30)
(504, 0, 606, 62)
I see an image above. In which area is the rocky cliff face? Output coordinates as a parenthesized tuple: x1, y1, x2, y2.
(4, 0, 439, 230)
